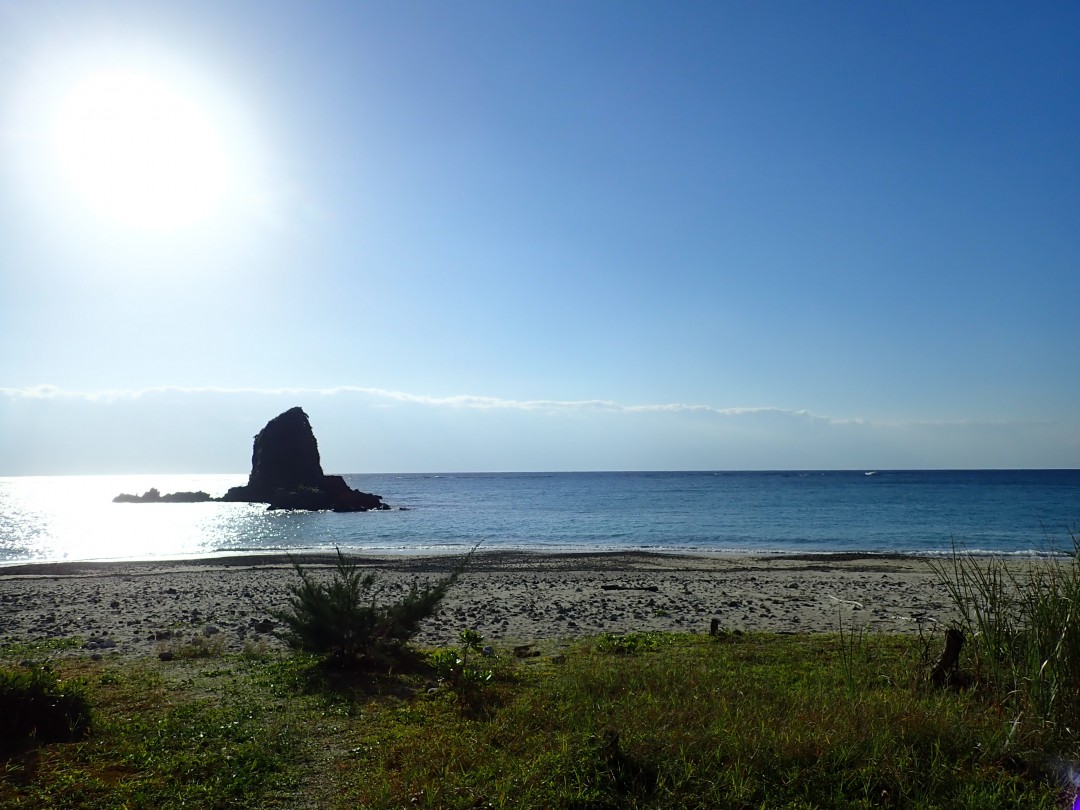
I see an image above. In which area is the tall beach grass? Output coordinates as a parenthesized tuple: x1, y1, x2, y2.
(929, 535, 1080, 747)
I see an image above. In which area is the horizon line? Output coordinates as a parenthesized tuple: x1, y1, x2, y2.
(3, 467, 1077, 478)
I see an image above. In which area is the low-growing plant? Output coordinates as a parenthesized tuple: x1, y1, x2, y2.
(429, 629, 494, 689)
(274, 546, 477, 668)
(240, 636, 275, 660)
(162, 634, 226, 660)
(428, 648, 459, 680)
(594, 631, 667, 655)
(0, 661, 91, 758)
(0, 637, 83, 659)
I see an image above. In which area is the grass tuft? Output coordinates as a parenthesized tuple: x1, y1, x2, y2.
(930, 536, 1080, 747)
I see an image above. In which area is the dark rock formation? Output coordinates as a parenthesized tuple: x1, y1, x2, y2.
(219, 407, 388, 512)
(113, 488, 213, 503)
(113, 407, 388, 512)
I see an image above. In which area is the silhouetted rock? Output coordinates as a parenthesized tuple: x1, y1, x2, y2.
(113, 488, 213, 503)
(220, 407, 388, 512)
(113, 407, 388, 512)
(229, 407, 324, 502)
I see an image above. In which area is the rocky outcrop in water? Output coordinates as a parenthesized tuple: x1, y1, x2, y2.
(113, 488, 212, 503)
(114, 407, 388, 512)
(220, 407, 388, 512)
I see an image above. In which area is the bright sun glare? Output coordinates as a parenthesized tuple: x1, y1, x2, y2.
(53, 69, 230, 230)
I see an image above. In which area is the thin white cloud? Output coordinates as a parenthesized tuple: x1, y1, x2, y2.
(0, 384, 1051, 430)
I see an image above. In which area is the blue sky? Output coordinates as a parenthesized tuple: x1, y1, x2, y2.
(1, 2, 1078, 474)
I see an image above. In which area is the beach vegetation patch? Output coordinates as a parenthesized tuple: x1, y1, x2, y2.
(429, 629, 492, 684)
(159, 633, 226, 660)
(428, 629, 497, 712)
(273, 547, 475, 670)
(240, 636, 275, 660)
(328, 633, 1062, 808)
(0, 661, 91, 758)
(0, 636, 83, 659)
(0, 632, 1071, 807)
(0, 655, 300, 808)
(931, 538, 1080, 744)
(593, 631, 669, 655)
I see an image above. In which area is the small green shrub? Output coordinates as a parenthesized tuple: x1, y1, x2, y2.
(428, 648, 459, 680)
(0, 662, 91, 758)
(241, 636, 275, 660)
(163, 634, 225, 659)
(274, 548, 471, 668)
(594, 631, 667, 655)
(429, 629, 493, 688)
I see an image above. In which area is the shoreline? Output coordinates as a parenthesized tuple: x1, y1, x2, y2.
(0, 550, 967, 658)
(0, 548, 926, 578)
(2, 543, 1066, 576)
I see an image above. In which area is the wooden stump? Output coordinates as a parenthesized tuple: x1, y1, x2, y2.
(929, 627, 964, 687)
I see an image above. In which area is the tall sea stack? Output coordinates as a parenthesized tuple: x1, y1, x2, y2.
(220, 407, 388, 512)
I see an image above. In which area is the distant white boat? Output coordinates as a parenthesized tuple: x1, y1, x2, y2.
(864, 471, 878, 476)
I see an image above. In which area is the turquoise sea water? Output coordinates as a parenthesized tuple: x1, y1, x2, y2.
(1, 470, 1078, 564)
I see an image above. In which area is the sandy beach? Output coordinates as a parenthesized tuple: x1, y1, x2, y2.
(0, 550, 966, 658)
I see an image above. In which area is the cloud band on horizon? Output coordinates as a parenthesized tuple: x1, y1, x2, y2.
(0, 383, 1051, 430)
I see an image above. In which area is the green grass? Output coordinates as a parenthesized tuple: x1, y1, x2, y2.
(0, 660, 92, 758)
(1, 632, 1073, 809)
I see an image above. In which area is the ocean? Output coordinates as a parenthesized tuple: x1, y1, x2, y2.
(1, 470, 1077, 565)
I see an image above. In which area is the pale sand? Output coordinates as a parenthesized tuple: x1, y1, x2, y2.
(0, 551, 960, 658)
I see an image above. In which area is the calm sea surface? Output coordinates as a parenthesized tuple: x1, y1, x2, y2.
(1, 470, 1078, 564)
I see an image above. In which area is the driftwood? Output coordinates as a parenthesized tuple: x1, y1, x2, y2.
(600, 584, 659, 592)
(929, 627, 964, 687)
(709, 619, 743, 639)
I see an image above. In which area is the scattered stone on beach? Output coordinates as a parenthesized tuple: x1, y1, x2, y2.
(83, 637, 117, 650)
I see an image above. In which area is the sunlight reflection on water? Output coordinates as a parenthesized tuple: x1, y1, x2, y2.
(0, 475, 254, 562)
